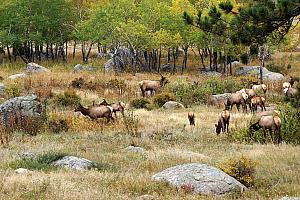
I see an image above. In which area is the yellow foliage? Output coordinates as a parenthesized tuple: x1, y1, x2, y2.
(217, 155, 257, 187)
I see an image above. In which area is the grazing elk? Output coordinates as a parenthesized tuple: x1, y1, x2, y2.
(250, 96, 266, 112)
(284, 87, 297, 98)
(187, 112, 195, 126)
(75, 104, 114, 122)
(226, 92, 248, 112)
(282, 82, 291, 89)
(215, 109, 230, 134)
(139, 75, 169, 97)
(252, 84, 267, 94)
(249, 113, 282, 144)
(98, 99, 126, 118)
(289, 76, 295, 87)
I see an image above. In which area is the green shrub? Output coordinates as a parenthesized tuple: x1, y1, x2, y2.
(122, 111, 140, 137)
(153, 92, 176, 107)
(107, 79, 127, 90)
(218, 155, 257, 187)
(266, 63, 287, 74)
(54, 90, 81, 107)
(278, 103, 300, 144)
(130, 98, 151, 109)
(240, 53, 249, 64)
(5, 83, 23, 98)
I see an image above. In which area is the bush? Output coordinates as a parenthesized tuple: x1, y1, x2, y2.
(47, 115, 69, 134)
(70, 77, 85, 89)
(54, 90, 81, 107)
(153, 92, 176, 107)
(278, 103, 300, 144)
(130, 98, 151, 109)
(5, 83, 23, 98)
(217, 155, 257, 187)
(266, 63, 287, 74)
(123, 111, 140, 137)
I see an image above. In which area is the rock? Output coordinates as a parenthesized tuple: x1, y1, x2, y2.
(160, 63, 172, 72)
(104, 47, 133, 72)
(235, 66, 284, 81)
(125, 146, 145, 153)
(279, 197, 300, 200)
(200, 71, 222, 77)
(73, 64, 97, 73)
(0, 83, 5, 96)
(0, 94, 42, 126)
(152, 163, 246, 195)
(18, 151, 36, 159)
(136, 194, 158, 200)
(209, 93, 231, 107)
(7, 73, 28, 80)
(53, 156, 93, 170)
(162, 101, 184, 109)
(26, 62, 50, 73)
(15, 168, 32, 174)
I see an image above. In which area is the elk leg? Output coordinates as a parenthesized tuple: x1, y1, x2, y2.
(236, 104, 240, 112)
(269, 128, 274, 143)
(262, 127, 266, 144)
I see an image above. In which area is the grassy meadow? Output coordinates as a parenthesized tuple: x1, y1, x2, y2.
(0, 52, 300, 200)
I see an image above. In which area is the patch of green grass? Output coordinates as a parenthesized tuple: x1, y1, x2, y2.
(7, 151, 67, 172)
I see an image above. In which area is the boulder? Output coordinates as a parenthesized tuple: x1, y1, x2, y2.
(125, 146, 145, 153)
(201, 71, 222, 77)
(53, 156, 93, 170)
(0, 94, 42, 126)
(209, 93, 232, 107)
(0, 83, 5, 96)
(15, 168, 32, 174)
(160, 63, 172, 72)
(162, 101, 184, 109)
(73, 64, 97, 73)
(152, 163, 246, 195)
(7, 73, 28, 80)
(234, 66, 284, 81)
(18, 151, 36, 159)
(26, 62, 50, 73)
(104, 47, 133, 72)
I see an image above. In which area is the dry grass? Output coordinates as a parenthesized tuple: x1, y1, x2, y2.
(0, 54, 300, 199)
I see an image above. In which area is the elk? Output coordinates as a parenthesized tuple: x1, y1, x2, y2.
(74, 104, 114, 122)
(250, 96, 266, 112)
(284, 87, 297, 98)
(215, 109, 230, 134)
(139, 75, 168, 97)
(282, 82, 291, 89)
(98, 99, 126, 118)
(249, 113, 282, 144)
(252, 84, 267, 94)
(237, 88, 256, 99)
(226, 92, 248, 112)
(187, 112, 195, 126)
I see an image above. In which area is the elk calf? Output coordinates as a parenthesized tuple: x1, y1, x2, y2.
(251, 96, 266, 112)
(215, 110, 230, 135)
(188, 112, 195, 126)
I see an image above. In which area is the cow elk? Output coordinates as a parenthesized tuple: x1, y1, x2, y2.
(250, 96, 266, 112)
(215, 109, 230, 135)
(139, 75, 169, 97)
(252, 84, 267, 94)
(226, 92, 248, 112)
(188, 112, 195, 126)
(284, 87, 297, 98)
(75, 104, 114, 122)
(249, 113, 282, 144)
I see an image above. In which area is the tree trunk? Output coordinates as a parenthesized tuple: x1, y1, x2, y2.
(229, 57, 232, 75)
(167, 48, 171, 64)
(213, 50, 218, 71)
(97, 43, 101, 54)
(85, 43, 93, 63)
(260, 59, 264, 84)
(73, 41, 76, 59)
(208, 48, 212, 71)
(173, 48, 176, 73)
(6, 46, 12, 63)
(46, 43, 49, 60)
(65, 41, 68, 62)
(81, 43, 86, 62)
(1, 46, 4, 64)
(198, 48, 206, 69)
(50, 43, 55, 61)
(158, 45, 162, 72)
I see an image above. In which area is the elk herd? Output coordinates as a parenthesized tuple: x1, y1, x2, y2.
(74, 74, 298, 145)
